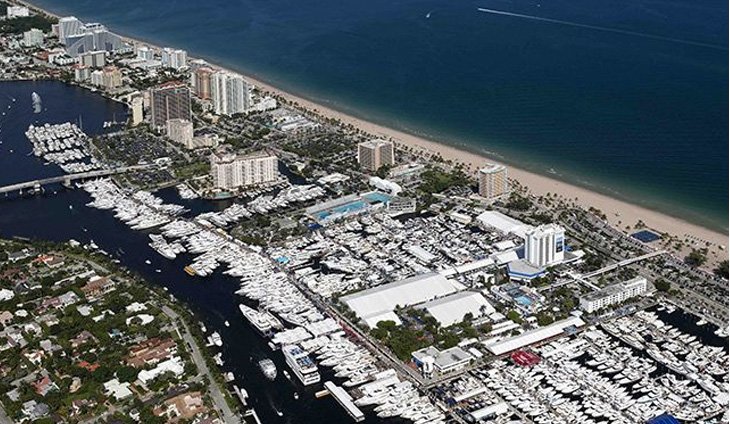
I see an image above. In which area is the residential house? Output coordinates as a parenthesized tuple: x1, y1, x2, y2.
(70, 330, 98, 349)
(81, 276, 116, 301)
(153, 391, 207, 420)
(126, 337, 177, 368)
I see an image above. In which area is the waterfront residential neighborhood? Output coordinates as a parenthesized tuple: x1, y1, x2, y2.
(0, 239, 237, 423)
(0, 1, 727, 424)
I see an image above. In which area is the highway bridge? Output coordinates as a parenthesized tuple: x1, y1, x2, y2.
(0, 165, 155, 195)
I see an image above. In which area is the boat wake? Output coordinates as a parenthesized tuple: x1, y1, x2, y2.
(476, 7, 727, 50)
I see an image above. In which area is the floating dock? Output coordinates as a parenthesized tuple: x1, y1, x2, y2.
(324, 381, 364, 422)
(243, 407, 262, 424)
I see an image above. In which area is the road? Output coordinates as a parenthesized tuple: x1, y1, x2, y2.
(0, 404, 12, 424)
(162, 306, 240, 424)
(0, 164, 156, 194)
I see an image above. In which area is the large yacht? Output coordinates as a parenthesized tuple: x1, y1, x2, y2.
(238, 304, 283, 336)
(282, 345, 321, 386)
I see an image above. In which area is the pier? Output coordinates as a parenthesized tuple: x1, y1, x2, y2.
(0, 165, 156, 195)
(323, 381, 365, 422)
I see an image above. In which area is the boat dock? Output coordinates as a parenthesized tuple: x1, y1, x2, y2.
(233, 385, 248, 406)
(243, 407, 262, 424)
(323, 381, 365, 422)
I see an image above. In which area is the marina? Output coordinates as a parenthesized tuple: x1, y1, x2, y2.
(428, 305, 728, 424)
(25, 122, 102, 173)
(63, 172, 729, 424)
(75, 176, 447, 423)
(0, 79, 726, 424)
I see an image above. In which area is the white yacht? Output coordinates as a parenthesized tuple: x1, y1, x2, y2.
(282, 345, 321, 386)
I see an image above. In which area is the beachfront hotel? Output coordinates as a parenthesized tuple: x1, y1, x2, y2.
(357, 139, 394, 172)
(210, 71, 252, 116)
(524, 224, 565, 268)
(54, 17, 125, 58)
(210, 150, 279, 190)
(149, 82, 192, 130)
(478, 163, 508, 201)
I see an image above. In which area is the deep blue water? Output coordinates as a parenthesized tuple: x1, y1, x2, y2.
(0, 80, 128, 185)
(29, 0, 729, 231)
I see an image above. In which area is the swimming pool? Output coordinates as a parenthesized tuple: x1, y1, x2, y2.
(315, 200, 368, 220)
(515, 295, 533, 306)
(312, 192, 391, 222)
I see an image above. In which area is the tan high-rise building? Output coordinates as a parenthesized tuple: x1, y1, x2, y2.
(478, 163, 508, 200)
(101, 66, 122, 90)
(131, 97, 144, 126)
(193, 66, 213, 100)
(357, 139, 394, 172)
(149, 82, 191, 130)
(210, 151, 279, 190)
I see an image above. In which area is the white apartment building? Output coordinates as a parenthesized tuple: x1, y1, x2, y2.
(524, 224, 565, 268)
(89, 70, 103, 87)
(7, 6, 30, 18)
(79, 50, 106, 68)
(210, 151, 278, 190)
(136, 46, 154, 61)
(357, 139, 394, 172)
(73, 65, 90, 82)
(161, 47, 187, 70)
(166, 119, 194, 148)
(579, 277, 648, 313)
(478, 163, 508, 200)
(210, 71, 252, 116)
(22, 28, 44, 47)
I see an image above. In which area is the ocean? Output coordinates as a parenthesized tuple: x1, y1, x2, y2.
(27, 0, 730, 231)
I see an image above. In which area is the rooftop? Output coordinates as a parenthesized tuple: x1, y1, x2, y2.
(341, 272, 463, 328)
(418, 291, 495, 327)
(581, 277, 648, 302)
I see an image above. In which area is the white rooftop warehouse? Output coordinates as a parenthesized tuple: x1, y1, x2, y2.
(418, 291, 495, 327)
(341, 272, 464, 328)
(484, 316, 585, 355)
(476, 211, 533, 238)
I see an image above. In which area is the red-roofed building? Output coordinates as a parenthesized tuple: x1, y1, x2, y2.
(77, 361, 100, 372)
(32, 375, 58, 396)
(126, 337, 177, 368)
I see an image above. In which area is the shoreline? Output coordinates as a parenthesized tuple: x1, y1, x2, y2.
(17, 0, 729, 259)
